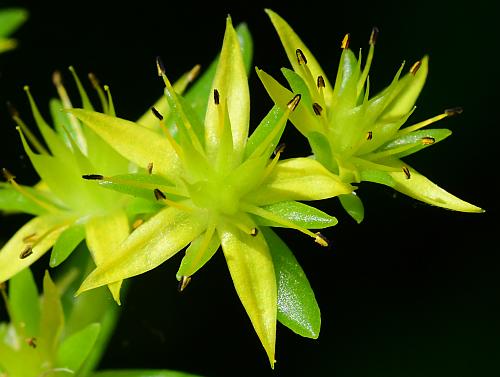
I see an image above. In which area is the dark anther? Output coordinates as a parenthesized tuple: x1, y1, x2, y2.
(402, 166, 411, 179)
(88, 73, 100, 89)
(287, 94, 302, 111)
(147, 162, 154, 174)
(296, 49, 307, 65)
(274, 143, 286, 155)
(250, 228, 259, 237)
(156, 56, 166, 76)
(410, 61, 421, 75)
(317, 75, 326, 89)
(213, 89, 220, 105)
(341, 33, 351, 49)
(154, 188, 166, 200)
(366, 131, 373, 140)
(6, 101, 19, 118)
(151, 107, 163, 121)
(314, 232, 329, 247)
(26, 337, 37, 348)
(178, 276, 192, 292)
(82, 174, 104, 180)
(369, 27, 379, 45)
(444, 107, 463, 116)
(421, 137, 435, 145)
(312, 103, 323, 116)
(20, 247, 33, 259)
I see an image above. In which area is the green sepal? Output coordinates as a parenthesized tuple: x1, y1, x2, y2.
(262, 227, 321, 339)
(380, 128, 452, 159)
(56, 322, 101, 373)
(281, 68, 314, 111)
(245, 105, 286, 159)
(8, 267, 41, 337)
(255, 201, 337, 229)
(0, 183, 54, 215)
(338, 192, 365, 223)
(307, 132, 335, 172)
(359, 169, 395, 186)
(176, 227, 220, 279)
(0, 8, 27, 37)
(49, 223, 85, 267)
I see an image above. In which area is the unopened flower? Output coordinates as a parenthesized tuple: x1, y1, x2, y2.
(71, 18, 351, 366)
(258, 10, 482, 222)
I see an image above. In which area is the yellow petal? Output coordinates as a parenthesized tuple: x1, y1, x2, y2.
(218, 217, 277, 367)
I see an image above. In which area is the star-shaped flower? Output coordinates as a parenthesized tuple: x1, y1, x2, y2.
(71, 17, 352, 366)
(258, 10, 483, 222)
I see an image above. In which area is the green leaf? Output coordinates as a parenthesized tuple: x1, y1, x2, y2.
(92, 370, 203, 377)
(281, 68, 314, 111)
(0, 8, 27, 38)
(50, 223, 86, 267)
(380, 128, 452, 159)
(177, 226, 220, 279)
(255, 201, 337, 229)
(85, 210, 130, 304)
(218, 216, 277, 367)
(388, 163, 484, 212)
(78, 206, 206, 294)
(245, 105, 286, 159)
(9, 268, 40, 336)
(250, 158, 353, 204)
(338, 192, 365, 223)
(57, 323, 101, 373)
(69, 109, 181, 180)
(0, 213, 71, 283)
(205, 17, 249, 161)
(262, 228, 320, 339)
(265, 9, 333, 104)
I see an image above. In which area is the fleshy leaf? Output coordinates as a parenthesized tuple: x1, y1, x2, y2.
(338, 192, 365, 223)
(39, 271, 64, 362)
(9, 267, 40, 336)
(265, 9, 333, 104)
(205, 17, 249, 161)
(57, 323, 101, 373)
(218, 217, 277, 367)
(85, 210, 130, 304)
(69, 109, 181, 180)
(78, 206, 206, 293)
(255, 201, 337, 229)
(50, 223, 86, 267)
(0, 213, 71, 283)
(250, 158, 353, 204)
(388, 164, 483, 212)
(262, 228, 320, 339)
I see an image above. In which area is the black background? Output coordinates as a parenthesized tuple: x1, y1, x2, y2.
(0, 1, 498, 376)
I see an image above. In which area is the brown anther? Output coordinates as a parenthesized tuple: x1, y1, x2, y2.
(88, 72, 100, 89)
(250, 228, 259, 237)
(274, 142, 286, 155)
(369, 27, 379, 45)
(20, 246, 33, 259)
(188, 64, 201, 82)
(287, 94, 301, 111)
(82, 174, 104, 180)
(147, 162, 154, 174)
(421, 137, 435, 145)
(132, 218, 144, 230)
(156, 56, 166, 76)
(52, 70, 63, 87)
(341, 33, 351, 49)
(178, 276, 191, 292)
(444, 107, 463, 116)
(402, 166, 411, 179)
(151, 107, 163, 121)
(296, 48, 308, 65)
(0, 282, 6, 291)
(317, 75, 326, 89)
(410, 61, 421, 75)
(366, 131, 373, 140)
(6, 101, 19, 118)
(312, 103, 323, 116)
(22, 233, 38, 243)
(314, 232, 329, 247)
(25, 337, 37, 348)
(213, 88, 220, 105)
(2, 168, 15, 182)
(154, 188, 166, 200)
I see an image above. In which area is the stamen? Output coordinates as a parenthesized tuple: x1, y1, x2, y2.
(400, 108, 458, 135)
(147, 162, 154, 174)
(287, 94, 302, 111)
(296, 49, 308, 65)
(156, 56, 166, 76)
(82, 174, 104, 180)
(132, 218, 144, 229)
(369, 26, 379, 45)
(88, 73, 109, 114)
(8, 102, 49, 155)
(410, 61, 421, 75)
(151, 107, 163, 121)
(154, 188, 167, 200)
(402, 166, 411, 179)
(104, 85, 115, 116)
(317, 75, 326, 89)
(421, 137, 435, 145)
(312, 102, 323, 116)
(341, 33, 351, 49)
(444, 107, 463, 116)
(366, 131, 373, 140)
(97, 175, 185, 196)
(187, 64, 201, 83)
(177, 276, 191, 292)
(274, 143, 286, 155)
(250, 228, 259, 237)
(20, 246, 33, 259)
(314, 232, 329, 247)
(213, 88, 220, 105)
(25, 337, 37, 348)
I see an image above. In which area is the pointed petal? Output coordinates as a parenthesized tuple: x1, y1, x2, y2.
(78, 206, 206, 293)
(218, 217, 277, 367)
(39, 271, 64, 361)
(261, 228, 320, 339)
(0, 214, 72, 283)
(389, 163, 483, 212)
(8, 268, 40, 336)
(69, 109, 181, 180)
(0, 183, 52, 215)
(49, 223, 85, 267)
(57, 322, 101, 373)
(250, 158, 353, 204)
(265, 9, 333, 104)
(205, 17, 249, 161)
(85, 210, 130, 303)
(378, 128, 452, 159)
